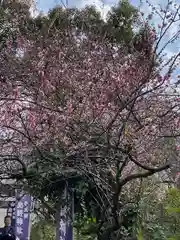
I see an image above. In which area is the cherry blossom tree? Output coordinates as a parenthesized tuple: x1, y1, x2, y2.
(0, 0, 180, 239)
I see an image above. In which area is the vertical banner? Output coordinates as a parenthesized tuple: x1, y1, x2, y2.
(56, 186, 74, 240)
(15, 193, 33, 240)
(22, 195, 33, 240)
(65, 188, 73, 240)
(7, 201, 16, 227)
(59, 203, 67, 240)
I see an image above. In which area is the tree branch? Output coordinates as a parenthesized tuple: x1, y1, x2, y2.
(128, 154, 166, 171)
(119, 163, 170, 187)
(0, 154, 27, 177)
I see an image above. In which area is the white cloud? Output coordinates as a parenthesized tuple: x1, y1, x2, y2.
(67, 0, 112, 20)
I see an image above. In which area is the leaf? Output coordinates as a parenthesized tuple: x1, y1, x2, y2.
(167, 237, 178, 240)
(165, 207, 180, 213)
(137, 227, 143, 240)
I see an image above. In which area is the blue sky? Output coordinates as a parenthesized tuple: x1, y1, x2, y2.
(36, 0, 125, 12)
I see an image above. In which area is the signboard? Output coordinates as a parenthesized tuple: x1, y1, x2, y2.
(15, 194, 33, 240)
(7, 201, 16, 227)
(56, 187, 73, 240)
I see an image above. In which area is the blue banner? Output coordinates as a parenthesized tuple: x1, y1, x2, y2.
(56, 187, 73, 240)
(15, 193, 33, 240)
(65, 189, 73, 240)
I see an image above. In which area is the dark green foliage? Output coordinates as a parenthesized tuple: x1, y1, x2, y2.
(30, 219, 55, 240)
(106, 0, 138, 43)
(32, 0, 139, 45)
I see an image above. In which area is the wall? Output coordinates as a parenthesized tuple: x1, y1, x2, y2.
(0, 208, 6, 227)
